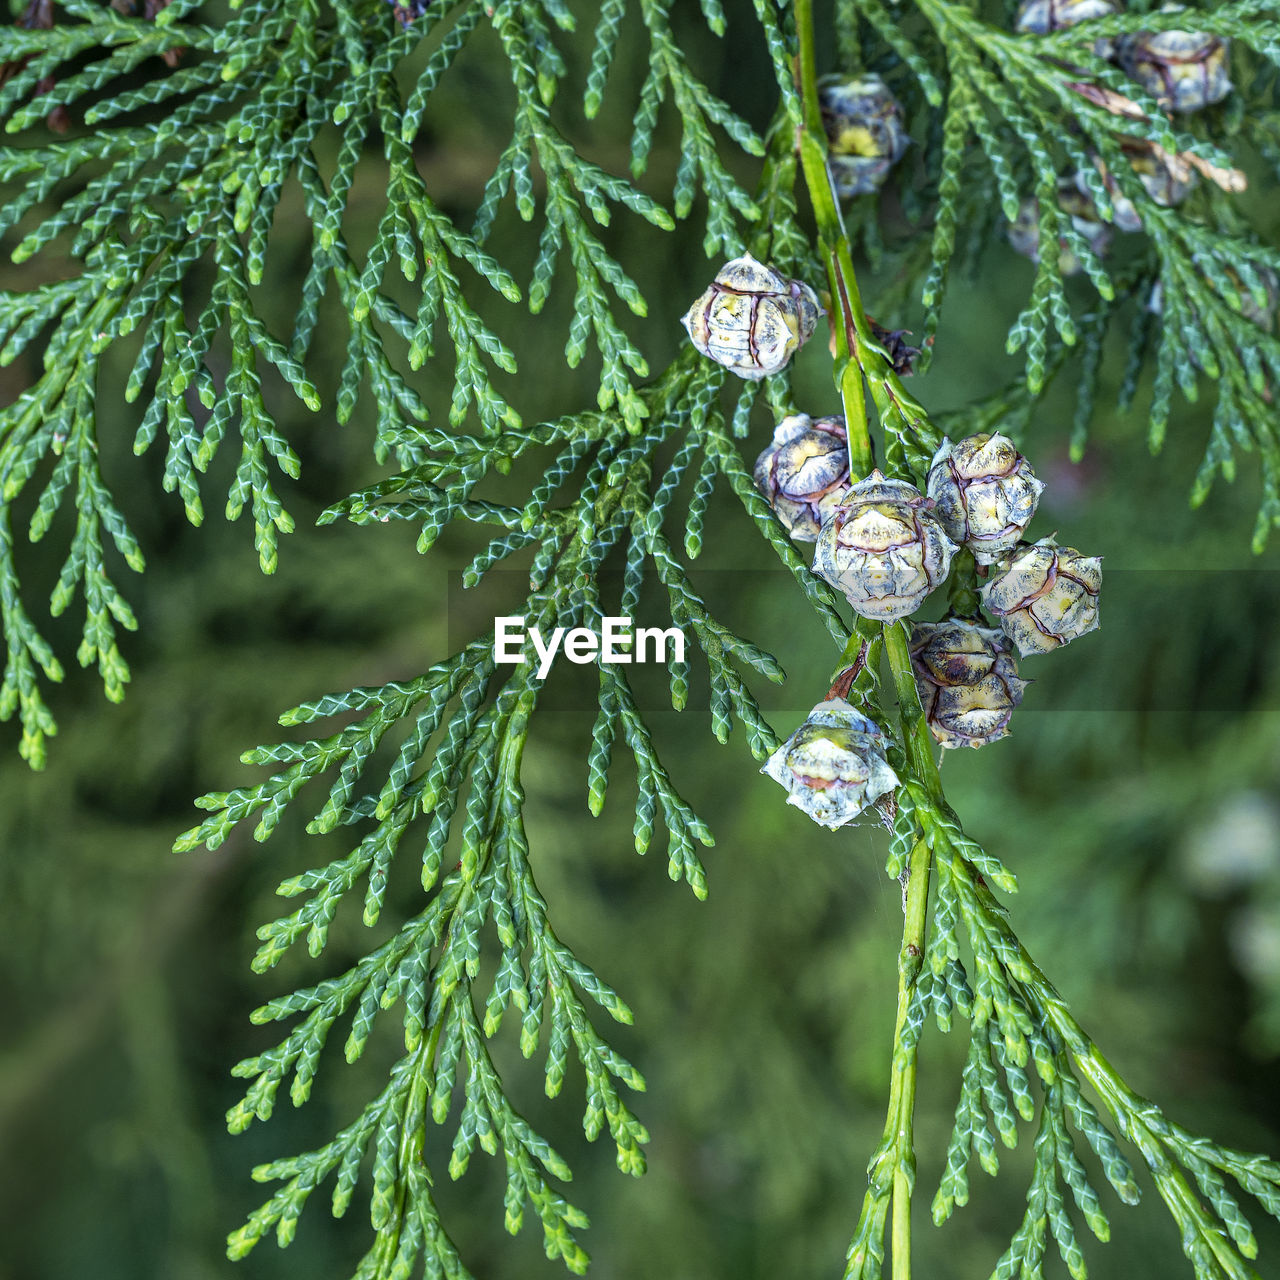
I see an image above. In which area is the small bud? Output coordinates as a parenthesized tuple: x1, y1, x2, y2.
(910, 619, 1028, 749)
(926, 433, 1045, 565)
(761, 699, 899, 829)
(818, 75, 910, 199)
(681, 253, 822, 380)
(1119, 19, 1231, 113)
(981, 538, 1102, 655)
(867, 319, 922, 377)
(814, 471, 958, 621)
(753, 414, 852, 543)
(1007, 183, 1112, 275)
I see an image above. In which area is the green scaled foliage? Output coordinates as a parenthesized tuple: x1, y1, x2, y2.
(7, 0, 1280, 1277)
(909, 791, 1280, 1280)
(0, 0, 776, 767)
(837, 0, 1280, 551)
(174, 318, 836, 1269)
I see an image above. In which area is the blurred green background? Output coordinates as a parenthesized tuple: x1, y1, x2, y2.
(2, 3, 1279, 1279)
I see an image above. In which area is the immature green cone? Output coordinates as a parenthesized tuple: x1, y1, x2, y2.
(1119, 21, 1231, 112)
(910, 619, 1028, 749)
(681, 253, 822, 380)
(981, 539, 1102, 655)
(1007, 183, 1112, 276)
(753, 414, 852, 542)
(926, 433, 1045, 565)
(818, 75, 910, 198)
(814, 471, 957, 620)
(761, 699, 898, 829)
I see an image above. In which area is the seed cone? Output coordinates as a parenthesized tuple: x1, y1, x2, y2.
(818, 75, 910, 198)
(1016, 0, 1120, 31)
(926, 433, 1045, 565)
(981, 538, 1102, 655)
(761, 699, 899, 829)
(1015, 0, 1121, 56)
(1119, 21, 1231, 113)
(910, 619, 1028, 748)
(1076, 143, 1197, 233)
(753, 414, 852, 542)
(814, 471, 957, 621)
(681, 253, 822, 380)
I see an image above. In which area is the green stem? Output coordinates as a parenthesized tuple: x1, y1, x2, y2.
(374, 1014, 445, 1279)
(793, 0, 874, 477)
(841, 834, 932, 1280)
(793, 15, 952, 1280)
(946, 547, 983, 617)
(890, 834, 932, 1280)
(796, 0, 944, 477)
(883, 621, 943, 802)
